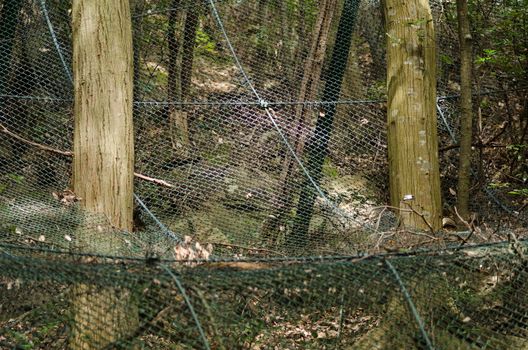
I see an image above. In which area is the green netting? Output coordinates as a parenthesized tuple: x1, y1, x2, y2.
(2, 243, 528, 349)
(1, 0, 527, 348)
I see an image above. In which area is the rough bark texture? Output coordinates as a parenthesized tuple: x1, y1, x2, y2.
(71, 285, 139, 349)
(72, 0, 135, 231)
(71, 0, 136, 348)
(455, 0, 474, 222)
(384, 0, 442, 230)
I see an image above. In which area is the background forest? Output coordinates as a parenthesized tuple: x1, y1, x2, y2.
(0, 0, 528, 348)
(1, 0, 526, 254)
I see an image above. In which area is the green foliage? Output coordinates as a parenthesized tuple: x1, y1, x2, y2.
(508, 188, 528, 197)
(469, 0, 528, 79)
(7, 173, 25, 184)
(440, 54, 454, 65)
(195, 28, 218, 57)
(488, 182, 510, 189)
(475, 49, 497, 65)
(322, 158, 340, 179)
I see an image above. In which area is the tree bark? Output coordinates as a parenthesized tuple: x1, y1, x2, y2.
(455, 0, 474, 223)
(181, 4, 199, 101)
(290, 0, 359, 248)
(71, 0, 137, 348)
(132, 0, 146, 101)
(383, 0, 442, 231)
(167, 0, 189, 155)
(262, 0, 338, 244)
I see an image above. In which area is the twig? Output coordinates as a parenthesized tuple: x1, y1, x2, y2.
(133, 172, 175, 188)
(508, 231, 526, 261)
(0, 122, 176, 188)
(150, 305, 174, 325)
(407, 230, 438, 241)
(0, 122, 73, 156)
(402, 203, 436, 236)
(454, 206, 474, 247)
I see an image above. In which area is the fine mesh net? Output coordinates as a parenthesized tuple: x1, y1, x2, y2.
(1, 0, 527, 348)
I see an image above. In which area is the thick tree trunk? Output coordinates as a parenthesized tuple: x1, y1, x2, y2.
(71, 0, 137, 348)
(455, 0, 474, 223)
(383, 0, 442, 231)
(290, 0, 359, 248)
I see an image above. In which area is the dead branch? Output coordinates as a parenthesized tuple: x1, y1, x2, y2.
(454, 206, 474, 247)
(403, 203, 436, 236)
(133, 172, 175, 188)
(0, 122, 73, 156)
(0, 122, 175, 188)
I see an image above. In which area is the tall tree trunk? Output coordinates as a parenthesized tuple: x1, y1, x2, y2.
(132, 0, 146, 101)
(71, 0, 137, 348)
(384, 0, 442, 230)
(290, 0, 359, 248)
(167, 0, 189, 156)
(262, 0, 338, 244)
(167, 0, 182, 105)
(455, 0, 474, 223)
(181, 4, 199, 101)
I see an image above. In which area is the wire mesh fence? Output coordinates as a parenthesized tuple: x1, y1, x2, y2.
(1, 0, 527, 348)
(2, 242, 528, 349)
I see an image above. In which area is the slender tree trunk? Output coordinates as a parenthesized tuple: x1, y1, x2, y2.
(167, 0, 189, 155)
(167, 0, 182, 105)
(278, 0, 289, 69)
(181, 5, 199, 101)
(384, 0, 442, 231)
(132, 0, 146, 101)
(0, 0, 23, 96)
(455, 0, 474, 223)
(262, 0, 338, 243)
(290, 0, 359, 248)
(71, 0, 137, 348)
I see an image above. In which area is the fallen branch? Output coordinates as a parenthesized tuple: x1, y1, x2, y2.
(0, 122, 175, 188)
(133, 172, 175, 188)
(0, 122, 73, 156)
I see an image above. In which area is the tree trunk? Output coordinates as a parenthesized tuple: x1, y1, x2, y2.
(181, 4, 199, 101)
(455, 0, 474, 223)
(132, 0, 146, 101)
(290, 0, 359, 248)
(0, 0, 23, 96)
(384, 0, 442, 231)
(167, 0, 189, 156)
(262, 0, 338, 244)
(71, 0, 137, 348)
